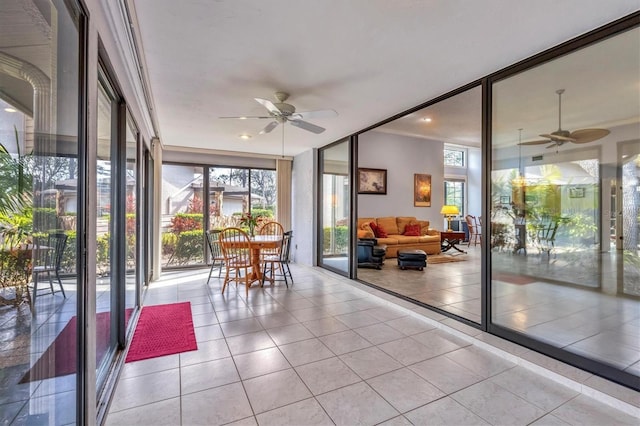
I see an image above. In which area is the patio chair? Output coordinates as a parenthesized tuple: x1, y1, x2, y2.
(205, 230, 225, 283)
(261, 231, 293, 287)
(32, 232, 67, 308)
(219, 227, 254, 297)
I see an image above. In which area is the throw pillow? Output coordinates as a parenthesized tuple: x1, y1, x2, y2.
(403, 223, 421, 236)
(370, 221, 388, 238)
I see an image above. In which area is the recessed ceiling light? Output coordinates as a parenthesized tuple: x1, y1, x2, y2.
(422, 117, 432, 122)
(239, 116, 248, 120)
(4, 107, 17, 113)
(239, 134, 251, 140)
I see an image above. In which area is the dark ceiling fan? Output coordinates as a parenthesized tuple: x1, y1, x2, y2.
(519, 89, 610, 148)
(219, 92, 337, 134)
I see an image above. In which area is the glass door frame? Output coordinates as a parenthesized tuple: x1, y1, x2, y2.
(317, 137, 354, 276)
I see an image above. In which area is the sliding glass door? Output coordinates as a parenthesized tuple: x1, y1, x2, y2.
(319, 139, 351, 275)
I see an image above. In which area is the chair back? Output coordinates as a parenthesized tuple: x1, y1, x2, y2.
(259, 221, 284, 255)
(219, 227, 252, 266)
(280, 231, 293, 262)
(34, 232, 67, 270)
(259, 221, 284, 237)
(205, 230, 224, 260)
(465, 215, 476, 233)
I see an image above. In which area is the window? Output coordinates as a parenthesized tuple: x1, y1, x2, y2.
(444, 147, 465, 167)
(444, 179, 465, 216)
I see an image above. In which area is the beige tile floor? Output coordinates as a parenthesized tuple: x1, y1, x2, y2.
(105, 265, 639, 426)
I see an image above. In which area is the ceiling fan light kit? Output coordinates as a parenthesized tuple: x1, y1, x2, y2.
(518, 89, 610, 148)
(220, 91, 338, 135)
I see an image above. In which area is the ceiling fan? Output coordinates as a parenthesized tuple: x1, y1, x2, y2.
(220, 92, 337, 134)
(519, 89, 610, 148)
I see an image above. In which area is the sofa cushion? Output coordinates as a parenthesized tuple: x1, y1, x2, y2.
(358, 217, 375, 228)
(376, 217, 399, 235)
(396, 217, 416, 234)
(361, 221, 374, 234)
(394, 235, 421, 244)
(411, 220, 431, 236)
(357, 229, 375, 239)
(370, 221, 388, 238)
(418, 235, 440, 243)
(374, 237, 398, 245)
(403, 223, 421, 236)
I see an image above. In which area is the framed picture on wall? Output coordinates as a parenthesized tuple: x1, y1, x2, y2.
(414, 173, 431, 207)
(358, 168, 387, 194)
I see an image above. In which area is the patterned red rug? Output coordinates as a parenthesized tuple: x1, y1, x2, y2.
(125, 301, 197, 362)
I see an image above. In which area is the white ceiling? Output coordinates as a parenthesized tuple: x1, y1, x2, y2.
(131, 0, 639, 157)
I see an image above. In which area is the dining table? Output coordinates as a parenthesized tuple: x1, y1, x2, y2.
(221, 235, 282, 284)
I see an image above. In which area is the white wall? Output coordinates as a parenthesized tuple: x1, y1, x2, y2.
(358, 131, 444, 227)
(291, 149, 316, 265)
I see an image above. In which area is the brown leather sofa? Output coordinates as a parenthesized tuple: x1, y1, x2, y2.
(357, 216, 441, 257)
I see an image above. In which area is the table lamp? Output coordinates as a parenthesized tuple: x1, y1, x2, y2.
(440, 205, 459, 231)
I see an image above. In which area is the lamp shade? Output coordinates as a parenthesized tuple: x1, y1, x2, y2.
(440, 205, 459, 216)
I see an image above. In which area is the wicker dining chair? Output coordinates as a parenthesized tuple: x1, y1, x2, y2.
(219, 227, 254, 297)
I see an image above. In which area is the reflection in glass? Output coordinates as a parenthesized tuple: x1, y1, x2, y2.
(0, 1, 80, 422)
(490, 26, 639, 380)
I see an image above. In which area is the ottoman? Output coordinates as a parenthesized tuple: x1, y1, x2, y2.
(397, 249, 427, 271)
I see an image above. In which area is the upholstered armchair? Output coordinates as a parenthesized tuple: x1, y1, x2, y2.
(357, 238, 387, 270)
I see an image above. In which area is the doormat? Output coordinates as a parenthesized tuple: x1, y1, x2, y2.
(21, 308, 133, 383)
(493, 272, 536, 285)
(125, 301, 197, 362)
(428, 254, 467, 264)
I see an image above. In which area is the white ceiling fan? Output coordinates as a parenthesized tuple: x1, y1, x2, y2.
(519, 89, 610, 148)
(220, 92, 338, 134)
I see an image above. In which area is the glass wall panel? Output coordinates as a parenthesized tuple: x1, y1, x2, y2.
(125, 116, 138, 328)
(0, 1, 80, 423)
(250, 169, 277, 223)
(490, 26, 640, 381)
(96, 75, 116, 386)
(320, 140, 350, 274)
(161, 164, 204, 267)
(355, 86, 482, 323)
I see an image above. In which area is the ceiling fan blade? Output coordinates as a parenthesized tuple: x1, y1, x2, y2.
(293, 109, 338, 120)
(289, 119, 325, 134)
(519, 140, 550, 145)
(219, 116, 272, 119)
(255, 98, 281, 115)
(545, 143, 559, 149)
(539, 133, 576, 142)
(570, 128, 610, 143)
(259, 121, 279, 135)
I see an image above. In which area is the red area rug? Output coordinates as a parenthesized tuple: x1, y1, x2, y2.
(125, 302, 197, 362)
(21, 308, 133, 383)
(493, 272, 537, 285)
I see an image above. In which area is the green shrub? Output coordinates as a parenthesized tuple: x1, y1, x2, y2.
(33, 207, 58, 232)
(323, 226, 348, 254)
(250, 208, 274, 219)
(170, 230, 204, 265)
